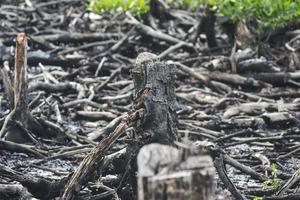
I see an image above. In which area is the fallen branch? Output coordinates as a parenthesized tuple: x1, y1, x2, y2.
(61, 88, 149, 200)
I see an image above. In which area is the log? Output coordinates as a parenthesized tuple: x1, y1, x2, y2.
(209, 71, 271, 88)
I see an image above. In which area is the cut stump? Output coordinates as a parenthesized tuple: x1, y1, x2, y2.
(137, 143, 215, 200)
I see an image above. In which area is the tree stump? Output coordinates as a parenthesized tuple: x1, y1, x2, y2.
(0, 33, 62, 143)
(134, 53, 215, 199)
(137, 143, 215, 200)
(0, 33, 31, 142)
(132, 52, 178, 144)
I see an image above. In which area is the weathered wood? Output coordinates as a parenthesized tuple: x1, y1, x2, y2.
(209, 71, 271, 88)
(0, 184, 33, 200)
(132, 52, 178, 144)
(137, 143, 215, 200)
(0, 164, 68, 199)
(0, 33, 63, 143)
(0, 33, 31, 142)
(224, 102, 300, 119)
(61, 89, 149, 200)
(193, 9, 217, 48)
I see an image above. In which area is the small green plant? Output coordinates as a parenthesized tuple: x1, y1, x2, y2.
(262, 163, 282, 190)
(166, 0, 216, 9)
(253, 197, 263, 200)
(89, 0, 150, 15)
(263, 178, 282, 190)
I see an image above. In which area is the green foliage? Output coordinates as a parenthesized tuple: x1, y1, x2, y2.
(89, 0, 149, 15)
(166, 0, 216, 9)
(253, 197, 263, 200)
(216, 0, 300, 29)
(88, 0, 300, 28)
(271, 163, 277, 176)
(262, 163, 282, 190)
(263, 178, 281, 190)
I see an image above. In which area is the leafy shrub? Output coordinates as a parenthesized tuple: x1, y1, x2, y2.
(89, 0, 149, 15)
(88, 0, 300, 29)
(166, 0, 216, 9)
(216, 0, 300, 29)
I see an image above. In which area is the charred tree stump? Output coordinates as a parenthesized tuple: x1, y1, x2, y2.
(132, 52, 178, 144)
(0, 33, 61, 143)
(133, 54, 215, 199)
(137, 143, 215, 200)
(62, 52, 179, 199)
(193, 9, 217, 48)
(0, 33, 31, 142)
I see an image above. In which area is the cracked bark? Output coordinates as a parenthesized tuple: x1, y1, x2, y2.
(132, 52, 178, 144)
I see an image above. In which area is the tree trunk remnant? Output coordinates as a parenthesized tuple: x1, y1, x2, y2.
(0, 33, 31, 143)
(135, 54, 215, 200)
(62, 52, 179, 199)
(132, 52, 178, 144)
(0, 33, 63, 143)
(137, 143, 215, 200)
(193, 9, 217, 48)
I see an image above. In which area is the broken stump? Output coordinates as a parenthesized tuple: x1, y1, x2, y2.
(132, 52, 178, 144)
(0, 33, 31, 142)
(137, 143, 215, 200)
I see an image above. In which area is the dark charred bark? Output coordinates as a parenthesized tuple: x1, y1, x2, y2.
(0, 33, 31, 143)
(194, 9, 217, 48)
(0, 33, 63, 143)
(132, 52, 178, 144)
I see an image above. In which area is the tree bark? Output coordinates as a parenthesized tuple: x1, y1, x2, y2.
(137, 143, 215, 200)
(0, 33, 31, 143)
(132, 52, 178, 144)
